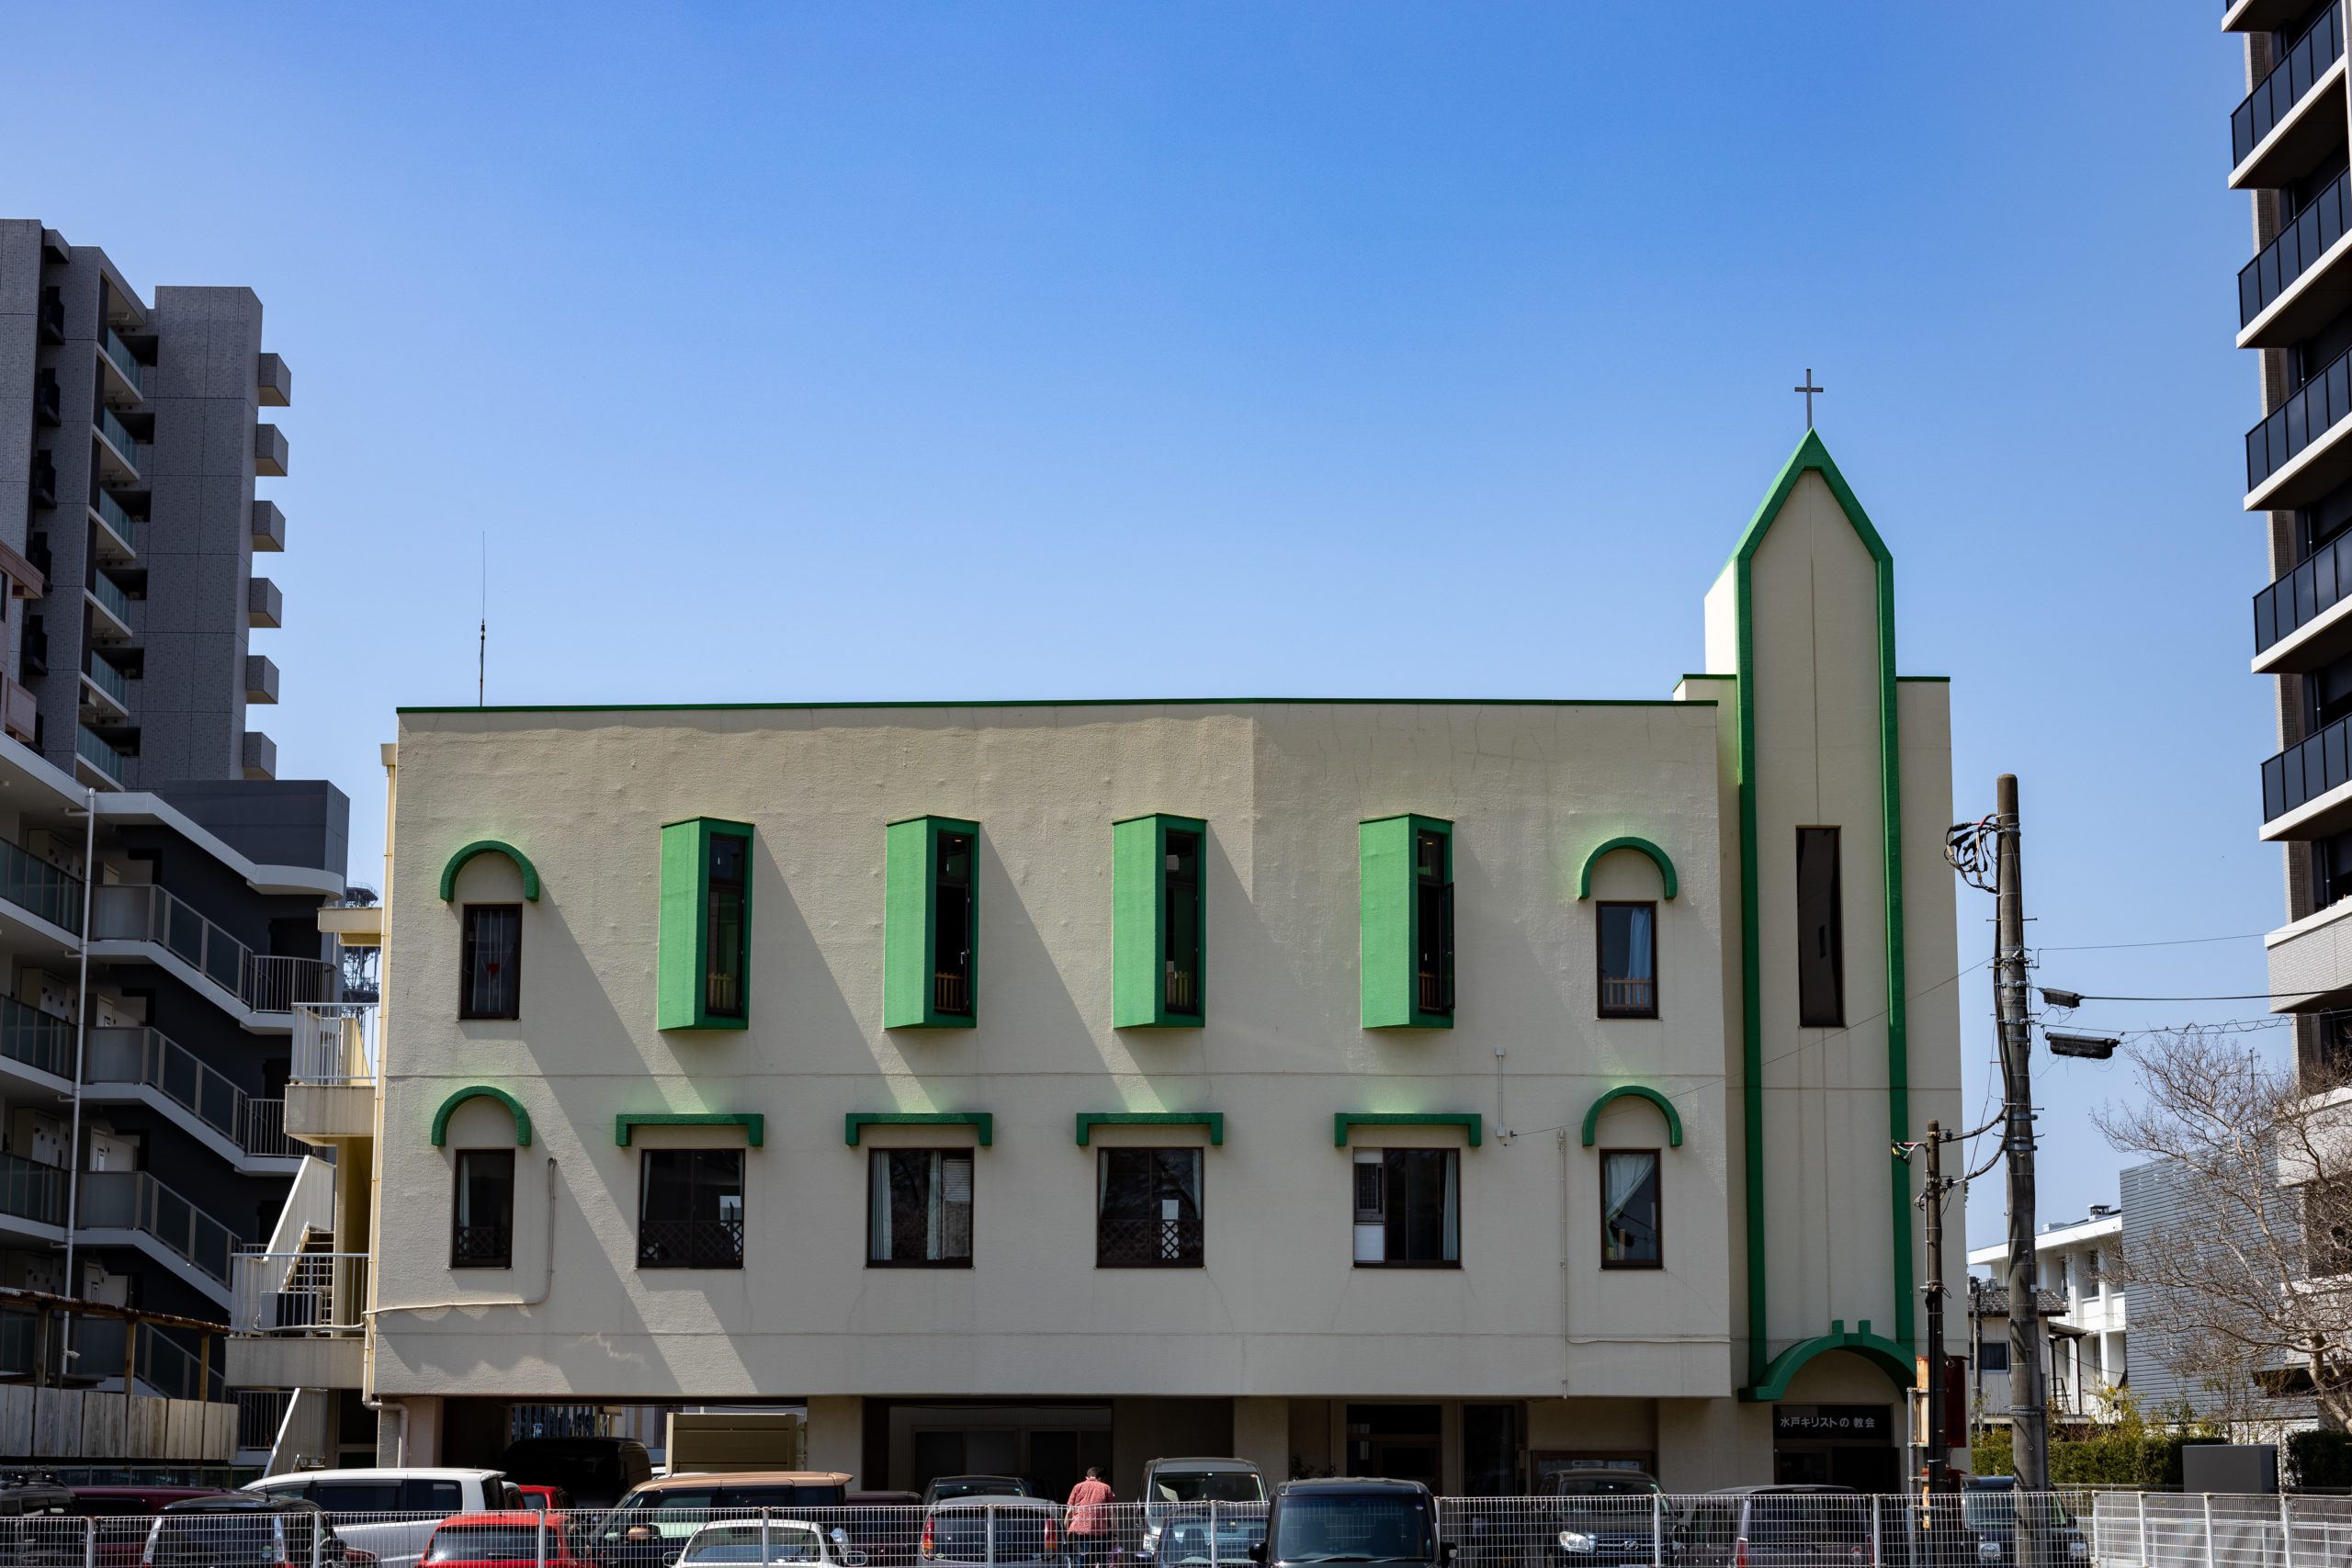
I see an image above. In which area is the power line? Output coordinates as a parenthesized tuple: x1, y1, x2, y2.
(2035, 931, 2267, 953)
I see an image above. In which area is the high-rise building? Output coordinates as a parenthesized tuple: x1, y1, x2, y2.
(0, 219, 350, 1474)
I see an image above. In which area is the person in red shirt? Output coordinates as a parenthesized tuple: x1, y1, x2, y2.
(1066, 1468, 1116, 1568)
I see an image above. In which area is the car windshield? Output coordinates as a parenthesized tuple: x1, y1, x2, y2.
(684, 1524, 828, 1562)
(933, 1480, 1024, 1501)
(1962, 1494, 2069, 1531)
(1555, 1477, 1655, 1498)
(1271, 1496, 1433, 1562)
(428, 1525, 553, 1562)
(1747, 1497, 1863, 1547)
(1155, 1474, 1264, 1505)
(598, 1492, 722, 1542)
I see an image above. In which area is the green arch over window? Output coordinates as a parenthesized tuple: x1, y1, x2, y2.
(430, 1085, 533, 1147)
(1579, 1084, 1684, 1148)
(1743, 1322, 1914, 1402)
(439, 840, 541, 903)
(1576, 836, 1679, 900)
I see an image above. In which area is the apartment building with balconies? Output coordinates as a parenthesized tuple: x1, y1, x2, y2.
(0, 220, 290, 791)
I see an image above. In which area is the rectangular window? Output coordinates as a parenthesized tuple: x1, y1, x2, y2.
(1795, 827, 1845, 1027)
(884, 817, 981, 1027)
(458, 905, 520, 1020)
(1095, 1147, 1204, 1268)
(450, 1148, 514, 1269)
(1351, 1148, 1459, 1267)
(637, 1148, 744, 1269)
(1596, 902, 1657, 1018)
(656, 818, 755, 1031)
(1600, 1149, 1661, 1269)
(1976, 1338, 2009, 1373)
(866, 1149, 973, 1266)
(1360, 816, 1454, 1029)
(1113, 815, 1206, 1027)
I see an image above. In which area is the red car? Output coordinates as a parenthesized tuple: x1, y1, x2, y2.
(517, 1485, 575, 1513)
(424, 1510, 591, 1567)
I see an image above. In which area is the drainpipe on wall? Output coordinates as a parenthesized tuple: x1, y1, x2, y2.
(58, 786, 95, 1376)
(1557, 1130, 1571, 1394)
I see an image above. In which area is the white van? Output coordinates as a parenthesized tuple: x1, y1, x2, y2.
(243, 1467, 523, 1568)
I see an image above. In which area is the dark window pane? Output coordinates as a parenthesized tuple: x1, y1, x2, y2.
(868, 1149, 972, 1265)
(1795, 829, 1845, 1027)
(1164, 829, 1202, 1016)
(1600, 1149, 1662, 1268)
(1377, 1149, 1458, 1265)
(706, 833, 747, 1019)
(1597, 902, 1657, 1018)
(933, 832, 974, 1015)
(637, 1148, 743, 1269)
(1095, 1146, 1203, 1267)
(452, 1147, 514, 1268)
(459, 904, 521, 1019)
(1415, 830, 1454, 1017)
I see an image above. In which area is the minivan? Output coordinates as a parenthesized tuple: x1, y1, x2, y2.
(1251, 1479, 1452, 1568)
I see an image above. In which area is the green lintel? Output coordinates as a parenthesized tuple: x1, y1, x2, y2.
(438, 840, 541, 902)
(843, 1111, 994, 1147)
(1575, 836, 1680, 900)
(614, 1111, 764, 1147)
(430, 1085, 533, 1147)
(1075, 1111, 1224, 1146)
(1332, 1112, 1482, 1149)
(1579, 1085, 1686, 1148)
(1741, 1321, 1914, 1403)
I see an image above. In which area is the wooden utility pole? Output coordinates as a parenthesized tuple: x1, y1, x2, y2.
(1995, 775, 2049, 1560)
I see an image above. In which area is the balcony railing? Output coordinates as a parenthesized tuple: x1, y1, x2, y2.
(1096, 1213, 1204, 1268)
(232, 1250, 368, 1335)
(1164, 966, 1198, 1014)
(1600, 976, 1658, 1017)
(2247, 340, 2352, 491)
(89, 571, 134, 626)
(2255, 527, 2352, 654)
(74, 726, 123, 785)
(237, 1388, 288, 1452)
(637, 1219, 743, 1269)
(94, 882, 337, 1015)
(100, 328, 147, 398)
(291, 1001, 376, 1085)
(78, 1168, 238, 1285)
(0, 1153, 63, 1228)
(933, 970, 970, 1015)
(2234, 2, 2346, 166)
(452, 1224, 513, 1267)
(2264, 709, 2352, 821)
(0, 835, 83, 931)
(0, 998, 72, 1081)
(85, 654, 128, 707)
(93, 409, 144, 475)
(94, 490, 141, 555)
(86, 1025, 292, 1159)
(2244, 167, 2352, 326)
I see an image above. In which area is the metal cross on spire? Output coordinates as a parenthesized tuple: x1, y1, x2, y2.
(1794, 368, 1824, 429)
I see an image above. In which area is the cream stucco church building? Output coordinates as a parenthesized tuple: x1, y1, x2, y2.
(346, 434, 1964, 1493)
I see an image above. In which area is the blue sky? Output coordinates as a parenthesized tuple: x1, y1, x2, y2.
(9, 4, 2268, 1247)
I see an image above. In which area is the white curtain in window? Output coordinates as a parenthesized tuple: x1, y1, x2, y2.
(1442, 1150, 1459, 1262)
(1604, 1151, 1654, 1221)
(1624, 905, 1654, 981)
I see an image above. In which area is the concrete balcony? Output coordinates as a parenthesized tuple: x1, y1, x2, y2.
(2227, 0, 2329, 32)
(251, 498, 285, 553)
(2241, 169, 2352, 350)
(92, 409, 146, 484)
(245, 654, 279, 705)
(2267, 897, 2352, 1012)
(96, 329, 147, 409)
(2233, 6, 2346, 192)
(242, 729, 276, 781)
(288, 1002, 376, 1145)
(253, 423, 288, 478)
(254, 352, 291, 408)
(247, 576, 281, 629)
(91, 491, 141, 563)
(1, 677, 36, 748)
(227, 1330, 363, 1394)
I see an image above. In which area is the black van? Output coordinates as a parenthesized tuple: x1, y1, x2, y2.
(1251, 1478, 1453, 1568)
(502, 1437, 656, 1511)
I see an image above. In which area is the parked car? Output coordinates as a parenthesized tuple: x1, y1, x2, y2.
(1548, 1469, 1673, 1568)
(504, 1439, 657, 1512)
(845, 1492, 923, 1568)
(677, 1517, 869, 1566)
(921, 1496, 1063, 1568)
(1250, 1479, 1449, 1568)
(1958, 1482, 2087, 1568)
(1137, 1460, 1265, 1567)
(586, 1473, 856, 1568)
(141, 1492, 367, 1568)
(2, 1474, 85, 1568)
(1674, 1488, 1868, 1568)
(70, 1487, 223, 1568)
(922, 1478, 1033, 1507)
(245, 1467, 525, 1568)
(422, 1510, 595, 1566)
(520, 1485, 578, 1514)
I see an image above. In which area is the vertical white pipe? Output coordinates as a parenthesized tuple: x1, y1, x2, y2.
(59, 787, 95, 1371)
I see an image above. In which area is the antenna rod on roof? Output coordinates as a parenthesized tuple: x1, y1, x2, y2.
(478, 532, 487, 707)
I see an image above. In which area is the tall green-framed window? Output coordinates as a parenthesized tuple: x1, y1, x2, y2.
(656, 818, 754, 1031)
(885, 816, 980, 1028)
(1113, 814, 1205, 1028)
(1360, 814, 1453, 1029)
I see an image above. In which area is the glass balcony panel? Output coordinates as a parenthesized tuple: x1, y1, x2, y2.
(2234, 5, 2346, 165)
(85, 656, 127, 706)
(74, 726, 122, 784)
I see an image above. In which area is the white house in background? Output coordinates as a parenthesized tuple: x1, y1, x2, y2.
(1967, 1207, 2127, 1422)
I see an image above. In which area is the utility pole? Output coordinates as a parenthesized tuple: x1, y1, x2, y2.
(1995, 775, 2050, 1551)
(1921, 1118, 1951, 1492)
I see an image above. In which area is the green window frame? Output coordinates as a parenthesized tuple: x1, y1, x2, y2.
(1360, 814, 1454, 1029)
(657, 818, 755, 1032)
(1113, 814, 1206, 1028)
(884, 816, 980, 1028)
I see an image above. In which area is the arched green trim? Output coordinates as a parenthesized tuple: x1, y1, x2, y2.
(1579, 1085, 1684, 1148)
(1576, 837, 1679, 900)
(1742, 1321, 1914, 1402)
(430, 1085, 533, 1147)
(438, 840, 540, 902)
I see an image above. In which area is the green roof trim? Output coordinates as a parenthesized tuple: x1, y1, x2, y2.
(1575, 836, 1679, 900)
(843, 1111, 993, 1146)
(429, 1085, 532, 1148)
(437, 840, 540, 902)
(1727, 428, 1917, 1382)
(615, 1111, 764, 1147)
(1075, 1111, 1224, 1146)
(1743, 1321, 1914, 1402)
(1579, 1085, 1685, 1148)
(1332, 1112, 1482, 1148)
(401, 697, 1715, 716)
